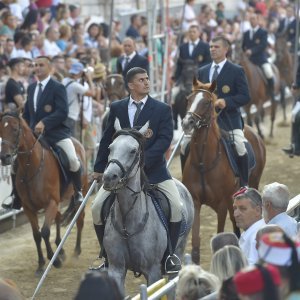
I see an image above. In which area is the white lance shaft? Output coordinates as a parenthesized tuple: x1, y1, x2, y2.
(167, 131, 185, 169)
(31, 180, 97, 300)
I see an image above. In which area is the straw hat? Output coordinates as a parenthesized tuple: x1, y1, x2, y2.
(93, 63, 106, 79)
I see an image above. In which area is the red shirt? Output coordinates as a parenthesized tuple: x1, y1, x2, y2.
(35, 0, 52, 8)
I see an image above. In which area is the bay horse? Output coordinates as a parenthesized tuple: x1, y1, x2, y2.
(275, 32, 294, 123)
(102, 119, 194, 294)
(182, 80, 266, 264)
(233, 42, 280, 138)
(102, 74, 128, 130)
(0, 111, 88, 275)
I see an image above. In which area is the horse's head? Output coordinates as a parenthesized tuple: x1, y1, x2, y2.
(104, 74, 127, 102)
(102, 118, 148, 191)
(0, 111, 22, 165)
(182, 79, 217, 134)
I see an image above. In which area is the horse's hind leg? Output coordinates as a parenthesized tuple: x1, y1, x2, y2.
(280, 84, 287, 122)
(42, 200, 62, 268)
(269, 99, 278, 138)
(191, 202, 201, 264)
(74, 210, 85, 257)
(254, 111, 264, 139)
(216, 201, 228, 233)
(55, 211, 66, 261)
(23, 208, 45, 276)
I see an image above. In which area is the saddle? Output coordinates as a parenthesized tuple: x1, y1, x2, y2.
(37, 135, 71, 187)
(101, 188, 187, 237)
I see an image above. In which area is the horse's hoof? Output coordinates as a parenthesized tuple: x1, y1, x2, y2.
(35, 268, 44, 277)
(58, 251, 66, 262)
(53, 258, 62, 268)
(191, 248, 200, 264)
(73, 248, 81, 257)
(277, 120, 289, 127)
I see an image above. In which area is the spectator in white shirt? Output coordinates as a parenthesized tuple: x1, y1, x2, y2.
(262, 182, 298, 238)
(43, 26, 62, 57)
(233, 187, 265, 265)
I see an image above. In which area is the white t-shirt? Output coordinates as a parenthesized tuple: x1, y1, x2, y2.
(182, 4, 198, 32)
(43, 39, 62, 57)
(62, 77, 88, 121)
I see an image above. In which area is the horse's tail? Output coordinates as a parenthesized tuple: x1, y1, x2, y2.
(61, 197, 77, 226)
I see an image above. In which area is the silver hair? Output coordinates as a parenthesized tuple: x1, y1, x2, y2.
(262, 182, 290, 211)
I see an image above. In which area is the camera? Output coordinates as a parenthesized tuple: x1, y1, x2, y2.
(83, 66, 94, 73)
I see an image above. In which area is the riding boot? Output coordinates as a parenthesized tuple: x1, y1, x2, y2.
(238, 153, 249, 187)
(267, 78, 276, 102)
(2, 174, 22, 210)
(282, 122, 300, 157)
(71, 168, 84, 206)
(91, 224, 108, 271)
(164, 221, 182, 274)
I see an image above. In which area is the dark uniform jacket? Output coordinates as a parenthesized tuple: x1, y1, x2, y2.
(174, 40, 211, 82)
(116, 53, 149, 80)
(278, 18, 297, 52)
(242, 27, 268, 65)
(94, 96, 173, 184)
(198, 60, 250, 131)
(23, 78, 70, 145)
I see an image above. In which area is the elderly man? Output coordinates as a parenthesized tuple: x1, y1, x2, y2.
(233, 187, 265, 265)
(262, 182, 298, 238)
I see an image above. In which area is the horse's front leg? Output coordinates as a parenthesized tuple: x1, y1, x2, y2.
(146, 264, 162, 286)
(108, 266, 127, 295)
(74, 210, 85, 256)
(55, 211, 65, 261)
(216, 200, 228, 233)
(42, 199, 62, 268)
(23, 207, 45, 276)
(191, 201, 201, 264)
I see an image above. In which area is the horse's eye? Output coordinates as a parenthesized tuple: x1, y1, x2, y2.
(130, 149, 137, 154)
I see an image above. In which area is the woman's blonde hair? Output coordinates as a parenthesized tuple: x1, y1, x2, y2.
(176, 265, 220, 300)
(210, 245, 248, 281)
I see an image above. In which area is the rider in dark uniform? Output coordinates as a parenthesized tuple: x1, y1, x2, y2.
(242, 13, 275, 102)
(198, 36, 250, 186)
(172, 25, 211, 129)
(282, 60, 300, 157)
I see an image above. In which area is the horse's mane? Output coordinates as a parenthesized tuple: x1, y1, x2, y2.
(112, 128, 149, 188)
(192, 81, 221, 139)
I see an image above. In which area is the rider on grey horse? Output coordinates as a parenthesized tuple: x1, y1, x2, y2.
(92, 67, 183, 274)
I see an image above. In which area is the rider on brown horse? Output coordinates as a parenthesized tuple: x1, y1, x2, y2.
(2, 56, 84, 210)
(198, 36, 251, 186)
(242, 13, 276, 103)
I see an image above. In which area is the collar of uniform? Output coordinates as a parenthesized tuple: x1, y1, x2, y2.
(126, 51, 136, 61)
(190, 39, 199, 46)
(38, 75, 51, 89)
(129, 95, 148, 107)
(252, 25, 259, 34)
(211, 58, 227, 71)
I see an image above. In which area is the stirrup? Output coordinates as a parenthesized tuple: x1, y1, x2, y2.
(73, 191, 84, 206)
(88, 257, 108, 271)
(164, 254, 181, 274)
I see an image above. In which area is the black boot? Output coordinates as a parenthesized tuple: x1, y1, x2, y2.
(238, 153, 249, 187)
(2, 174, 22, 210)
(282, 121, 300, 157)
(71, 168, 84, 206)
(89, 224, 108, 271)
(164, 221, 182, 274)
(267, 78, 276, 101)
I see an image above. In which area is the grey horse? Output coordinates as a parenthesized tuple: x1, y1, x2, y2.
(102, 118, 194, 293)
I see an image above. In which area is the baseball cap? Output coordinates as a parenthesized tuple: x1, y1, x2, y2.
(69, 62, 84, 75)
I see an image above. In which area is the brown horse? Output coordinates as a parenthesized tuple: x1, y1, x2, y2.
(233, 42, 280, 138)
(181, 80, 266, 264)
(0, 111, 88, 275)
(275, 32, 294, 122)
(104, 74, 128, 103)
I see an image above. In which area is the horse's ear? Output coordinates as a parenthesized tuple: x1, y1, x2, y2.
(114, 118, 122, 132)
(193, 76, 198, 88)
(139, 121, 149, 135)
(210, 80, 217, 93)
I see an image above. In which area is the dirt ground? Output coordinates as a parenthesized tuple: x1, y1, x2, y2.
(0, 108, 299, 300)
